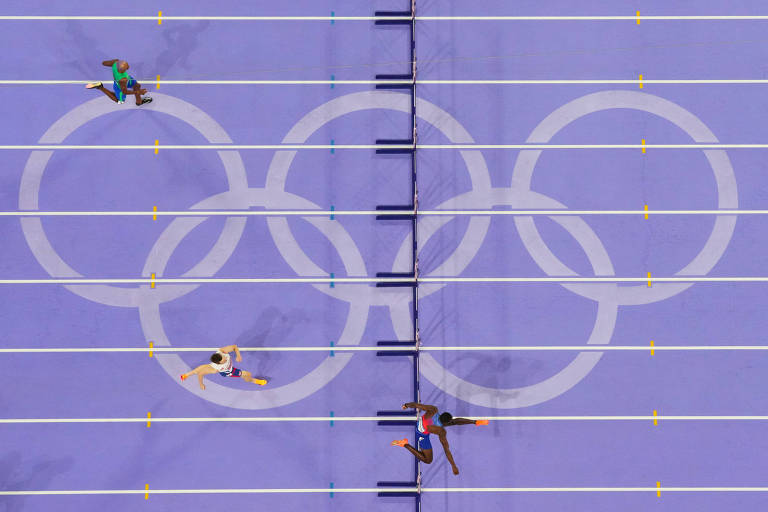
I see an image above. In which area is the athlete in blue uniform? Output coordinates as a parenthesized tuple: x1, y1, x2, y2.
(391, 402, 488, 475)
(86, 59, 152, 106)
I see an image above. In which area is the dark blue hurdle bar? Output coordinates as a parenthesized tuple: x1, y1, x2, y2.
(377, 481, 419, 498)
(377, 340, 418, 356)
(375, 138, 415, 154)
(376, 73, 414, 90)
(376, 205, 415, 221)
(375, 272, 416, 288)
(374, 10, 413, 25)
(377, 410, 418, 427)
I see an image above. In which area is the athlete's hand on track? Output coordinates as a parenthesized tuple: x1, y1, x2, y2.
(402, 404, 407, 410)
(452, 466, 459, 475)
(236, 354, 242, 362)
(200, 383, 206, 390)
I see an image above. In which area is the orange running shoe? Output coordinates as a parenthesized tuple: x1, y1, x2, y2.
(180, 374, 187, 381)
(255, 379, 268, 386)
(476, 419, 489, 426)
(391, 438, 408, 447)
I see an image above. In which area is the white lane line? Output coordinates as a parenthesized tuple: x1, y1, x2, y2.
(0, 277, 766, 285)
(0, 416, 411, 424)
(2, 415, 767, 425)
(0, 209, 760, 217)
(5, 79, 768, 85)
(423, 487, 768, 492)
(0, 488, 401, 496)
(3, 486, 768, 496)
(2, 15, 768, 21)
(3, 345, 768, 353)
(3, 143, 768, 150)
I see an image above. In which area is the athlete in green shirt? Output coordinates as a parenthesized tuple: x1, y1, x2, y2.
(86, 59, 152, 106)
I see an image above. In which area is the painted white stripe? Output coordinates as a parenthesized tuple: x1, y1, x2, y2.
(0, 209, 760, 217)
(472, 416, 768, 421)
(0, 143, 742, 149)
(1, 144, 767, 150)
(3, 486, 768, 496)
(423, 487, 768, 492)
(0, 277, 766, 285)
(1, 15, 768, 21)
(6, 79, 768, 85)
(1, 415, 767, 425)
(0, 416, 409, 424)
(3, 345, 768, 353)
(0, 488, 399, 496)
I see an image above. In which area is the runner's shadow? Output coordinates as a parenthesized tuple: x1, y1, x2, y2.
(140, 21, 211, 79)
(61, 21, 108, 78)
(234, 306, 310, 381)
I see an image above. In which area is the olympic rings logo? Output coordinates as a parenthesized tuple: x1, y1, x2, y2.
(19, 90, 737, 410)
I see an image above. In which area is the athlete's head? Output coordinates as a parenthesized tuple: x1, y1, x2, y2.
(210, 352, 223, 364)
(118, 60, 130, 73)
(439, 412, 453, 425)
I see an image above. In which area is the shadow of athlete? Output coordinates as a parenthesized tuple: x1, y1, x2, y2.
(391, 402, 488, 476)
(180, 345, 268, 390)
(86, 59, 152, 106)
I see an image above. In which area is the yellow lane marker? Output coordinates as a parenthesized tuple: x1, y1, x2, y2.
(147, 412, 151, 428)
(647, 272, 652, 287)
(145, 483, 150, 499)
(158, 11, 162, 25)
(653, 410, 658, 426)
(639, 74, 643, 89)
(150, 273, 156, 289)
(644, 204, 649, 219)
(636, 11, 641, 25)
(641, 138, 646, 153)
(149, 341, 154, 357)
(156, 75, 160, 89)
(154, 139, 159, 154)
(657, 481, 661, 497)
(650, 340, 655, 355)
(152, 206, 157, 221)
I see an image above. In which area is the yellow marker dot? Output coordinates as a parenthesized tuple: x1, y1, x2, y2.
(644, 204, 649, 219)
(145, 483, 150, 499)
(158, 11, 162, 25)
(647, 272, 652, 287)
(153, 206, 157, 221)
(636, 10, 641, 25)
(657, 481, 661, 497)
(639, 74, 643, 89)
(147, 412, 151, 428)
(653, 410, 658, 426)
(150, 273, 156, 289)
(149, 341, 154, 357)
(641, 139, 646, 154)
(650, 340, 655, 356)
(156, 75, 160, 89)
(154, 139, 159, 155)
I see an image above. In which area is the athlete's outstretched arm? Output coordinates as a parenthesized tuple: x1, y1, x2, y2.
(102, 59, 118, 67)
(219, 344, 242, 362)
(439, 433, 459, 475)
(195, 366, 217, 390)
(402, 402, 438, 415)
(181, 364, 217, 390)
(445, 417, 478, 426)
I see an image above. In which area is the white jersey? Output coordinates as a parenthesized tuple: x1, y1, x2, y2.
(209, 351, 233, 374)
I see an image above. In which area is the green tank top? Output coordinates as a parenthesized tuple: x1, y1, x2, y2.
(112, 62, 129, 83)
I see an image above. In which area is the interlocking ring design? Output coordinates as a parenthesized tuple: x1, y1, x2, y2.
(19, 90, 737, 410)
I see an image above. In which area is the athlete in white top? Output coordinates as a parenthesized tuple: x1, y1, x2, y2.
(180, 344, 267, 390)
